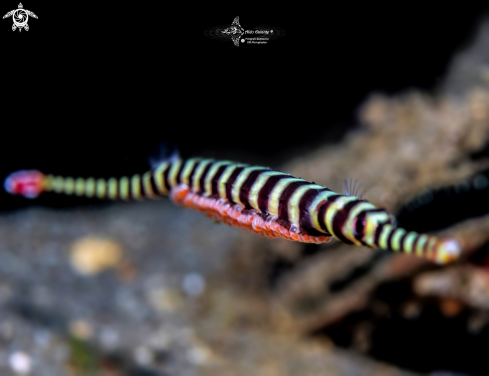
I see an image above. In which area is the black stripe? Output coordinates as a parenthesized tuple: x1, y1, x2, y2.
(139, 175, 146, 197)
(303, 227, 329, 237)
(316, 195, 341, 232)
(354, 209, 386, 245)
(199, 163, 213, 194)
(112, 179, 119, 199)
(278, 181, 309, 220)
(298, 187, 331, 229)
(127, 177, 134, 200)
(225, 167, 245, 203)
(386, 227, 396, 251)
(175, 160, 187, 185)
(163, 165, 171, 192)
(434, 240, 443, 260)
(239, 169, 269, 208)
(331, 200, 361, 245)
(422, 235, 430, 256)
(149, 171, 158, 195)
(149, 172, 158, 195)
(275, 217, 289, 230)
(373, 223, 384, 247)
(257, 174, 289, 213)
(187, 161, 202, 192)
(353, 211, 368, 242)
(399, 231, 409, 253)
(211, 164, 230, 197)
(411, 234, 422, 255)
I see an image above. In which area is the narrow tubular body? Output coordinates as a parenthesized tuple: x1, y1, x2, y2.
(4, 158, 461, 264)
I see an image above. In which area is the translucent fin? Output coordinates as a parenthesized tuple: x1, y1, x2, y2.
(389, 213, 397, 228)
(148, 142, 180, 169)
(343, 179, 367, 200)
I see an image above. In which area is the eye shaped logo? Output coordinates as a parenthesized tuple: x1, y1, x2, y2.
(3, 3, 38, 32)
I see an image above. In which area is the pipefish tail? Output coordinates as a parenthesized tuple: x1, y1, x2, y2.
(4, 158, 461, 264)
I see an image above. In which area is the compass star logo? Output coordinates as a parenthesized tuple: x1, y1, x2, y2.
(221, 17, 244, 47)
(3, 3, 38, 32)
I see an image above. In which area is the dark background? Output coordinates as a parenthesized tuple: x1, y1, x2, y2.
(3, 5, 489, 375)
(2, 2, 489, 206)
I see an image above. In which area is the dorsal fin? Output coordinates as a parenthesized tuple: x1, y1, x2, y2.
(148, 142, 180, 169)
(343, 179, 367, 200)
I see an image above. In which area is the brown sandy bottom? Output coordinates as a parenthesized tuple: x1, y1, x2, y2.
(0, 202, 414, 376)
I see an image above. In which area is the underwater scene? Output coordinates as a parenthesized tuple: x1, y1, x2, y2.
(2, 4, 489, 376)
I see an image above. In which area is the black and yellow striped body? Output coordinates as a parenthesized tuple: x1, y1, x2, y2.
(12, 157, 460, 263)
(43, 159, 328, 237)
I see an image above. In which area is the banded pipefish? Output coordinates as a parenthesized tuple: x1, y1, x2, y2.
(4, 157, 461, 264)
